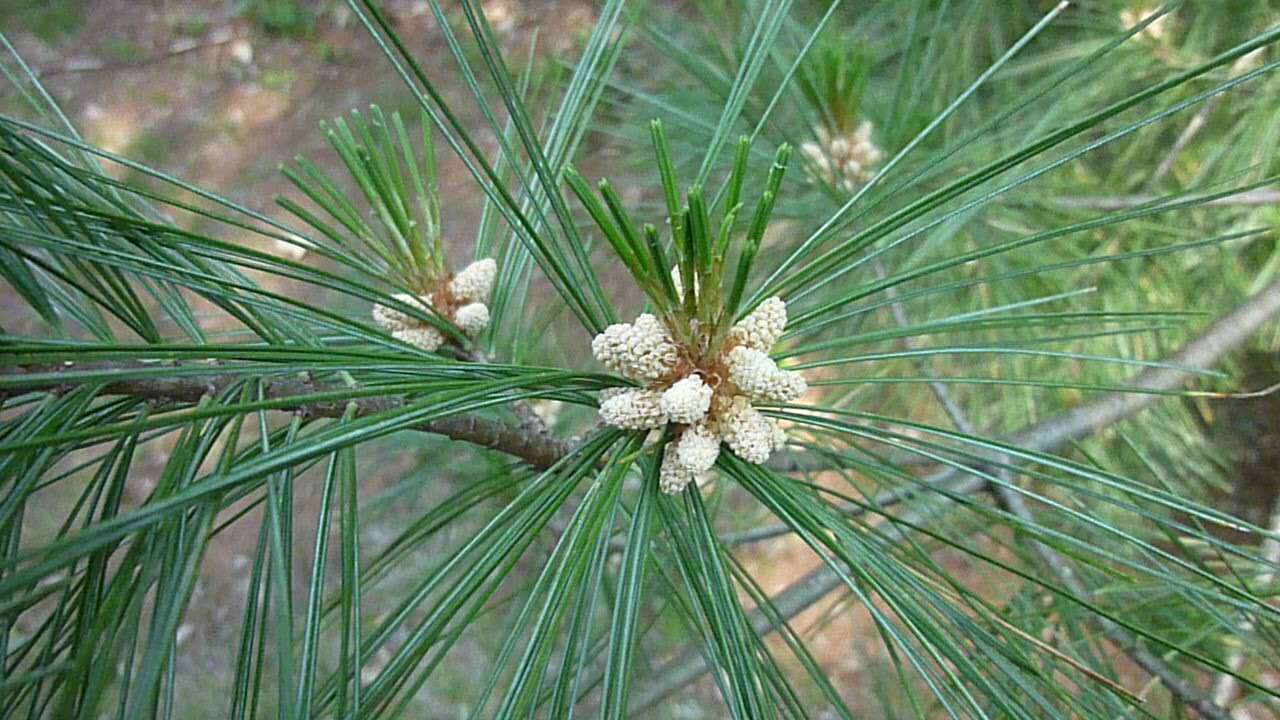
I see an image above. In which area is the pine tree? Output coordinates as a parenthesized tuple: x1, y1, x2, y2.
(1, 1, 1279, 717)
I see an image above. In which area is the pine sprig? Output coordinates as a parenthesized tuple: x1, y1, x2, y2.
(280, 106, 447, 293)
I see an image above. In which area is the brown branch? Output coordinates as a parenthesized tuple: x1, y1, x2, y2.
(2, 361, 573, 470)
(463, 348, 557, 443)
(627, 274, 1280, 715)
(5, 356, 807, 478)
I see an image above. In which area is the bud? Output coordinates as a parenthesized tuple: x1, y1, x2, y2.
(599, 388, 667, 430)
(719, 397, 776, 464)
(392, 326, 444, 352)
(829, 137, 850, 160)
(768, 416, 788, 451)
(799, 141, 827, 167)
(373, 293, 433, 332)
(853, 119, 875, 145)
(590, 313, 680, 382)
(450, 258, 497, 303)
(675, 423, 719, 474)
(660, 444, 696, 495)
(804, 121, 882, 191)
(454, 302, 490, 336)
(726, 346, 807, 403)
(729, 297, 787, 352)
(852, 121, 883, 167)
(660, 374, 713, 425)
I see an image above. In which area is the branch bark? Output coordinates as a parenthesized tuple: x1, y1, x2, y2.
(2, 361, 574, 470)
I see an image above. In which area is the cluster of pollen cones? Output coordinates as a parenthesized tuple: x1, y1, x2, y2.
(372, 259, 497, 351)
(799, 121, 883, 194)
(593, 297, 806, 494)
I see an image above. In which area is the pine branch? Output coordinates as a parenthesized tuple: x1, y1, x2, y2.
(2, 358, 802, 477)
(627, 273, 1280, 715)
(2, 360, 573, 469)
(6, 273, 1277, 717)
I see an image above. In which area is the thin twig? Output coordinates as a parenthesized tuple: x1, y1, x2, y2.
(1151, 103, 1216, 185)
(1190, 380, 1280, 400)
(1050, 189, 1280, 210)
(1149, 48, 1265, 186)
(626, 274, 1280, 715)
(993, 477, 1231, 720)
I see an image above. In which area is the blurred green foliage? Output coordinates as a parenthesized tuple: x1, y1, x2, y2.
(239, 0, 314, 39)
(2, 0, 85, 43)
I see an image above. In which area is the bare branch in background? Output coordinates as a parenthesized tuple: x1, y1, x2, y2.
(1051, 189, 1279, 210)
(32, 28, 239, 78)
(1211, 504, 1280, 710)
